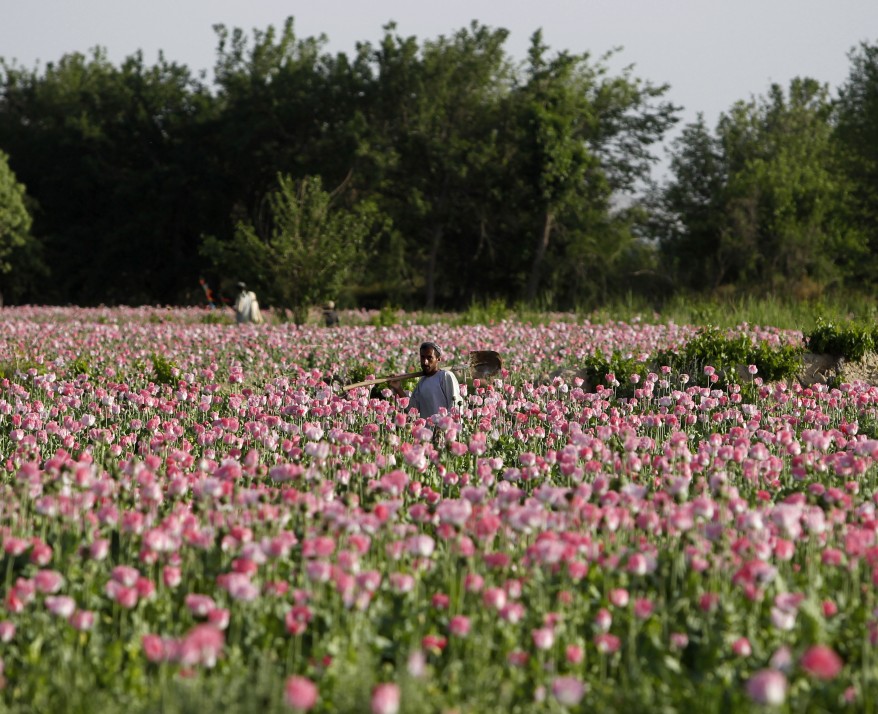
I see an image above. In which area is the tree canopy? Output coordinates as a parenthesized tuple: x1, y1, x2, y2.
(0, 20, 875, 310)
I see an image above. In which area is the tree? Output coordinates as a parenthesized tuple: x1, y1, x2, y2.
(0, 49, 219, 304)
(504, 33, 678, 304)
(0, 150, 42, 304)
(651, 115, 741, 290)
(834, 41, 878, 285)
(201, 173, 379, 323)
(357, 22, 512, 309)
(722, 79, 860, 293)
(657, 79, 858, 297)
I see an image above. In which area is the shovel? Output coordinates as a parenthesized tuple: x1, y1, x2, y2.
(341, 350, 503, 392)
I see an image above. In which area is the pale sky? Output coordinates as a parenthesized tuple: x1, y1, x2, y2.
(3, 1, 877, 175)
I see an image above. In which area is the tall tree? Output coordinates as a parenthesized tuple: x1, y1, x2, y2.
(0, 49, 218, 304)
(651, 115, 741, 290)
(504, 33, 677, 304)
(834, 41, 878, 285)
(657, 78, 859, 296)
(720, 79, 860, 292)
(212, 18, 369, 219)
(358, 22, 512, 309)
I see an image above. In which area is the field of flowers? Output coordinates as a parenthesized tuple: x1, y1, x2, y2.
(0, 306, 875, 713)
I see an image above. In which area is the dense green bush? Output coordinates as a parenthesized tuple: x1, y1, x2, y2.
(805, 318, 878, 360)
(577, 327, 804, 397)
(654, 327, 803, 389)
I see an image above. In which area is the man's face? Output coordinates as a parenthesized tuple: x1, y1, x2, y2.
(420, 347, 440, 376)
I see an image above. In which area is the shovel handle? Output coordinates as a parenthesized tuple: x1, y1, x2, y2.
(341, 370, 423, 392)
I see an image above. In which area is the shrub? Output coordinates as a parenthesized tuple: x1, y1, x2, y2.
(805, 319, 876, 360)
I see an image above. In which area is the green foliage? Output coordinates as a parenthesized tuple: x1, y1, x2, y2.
(0, 359, 45, 382)
(202, 174, 379, 324)
(805, 318, 877, 360)
(0, 149, 44, 301)
(346, 362, 380, 386)
(747, 340, 805, 382)
(580, 349, 650, 397)
(0, 150, 32, 272)
(201, 310, 233, 325)
(656, 326, 803, 387)
(69, 356, 92, 378)
(0, 49, 218, 305)
(0, 24, 876, 311)
(834, 41, 878, 287)
(657, 78, 861, 298)
(150, 353, 179, 387)
(369, 306, 402, 327)
(452, 299, 510, 326)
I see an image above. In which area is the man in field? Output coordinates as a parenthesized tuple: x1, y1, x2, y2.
(389, 341, 463, 418)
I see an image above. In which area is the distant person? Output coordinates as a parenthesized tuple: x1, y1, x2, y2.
(389, 341, 462, 418)
(235, 282, 264, 324)
(322, 300, 339, 327)
(199, 278, 217, 309)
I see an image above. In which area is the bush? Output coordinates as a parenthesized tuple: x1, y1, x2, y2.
(805, 318, 876, 360)
(654, 326, 802, 388)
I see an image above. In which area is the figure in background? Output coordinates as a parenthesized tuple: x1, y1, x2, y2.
(235, 282, 264, 324)
(322, 300, 339, 327)
(199, 278, 217, 309)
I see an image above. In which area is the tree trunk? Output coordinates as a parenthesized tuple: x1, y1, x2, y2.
(526, 209, 554, 303)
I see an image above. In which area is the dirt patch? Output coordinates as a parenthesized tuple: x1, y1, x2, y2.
(798, 351, 878, 387)
(837, 351, 878, 386)
(798, 353, 845, 387)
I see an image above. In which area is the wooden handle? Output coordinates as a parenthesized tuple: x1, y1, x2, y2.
(342, 370, 423, 392)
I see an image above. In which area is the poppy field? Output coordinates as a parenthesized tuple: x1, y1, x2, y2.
(0, 307, 876, 713)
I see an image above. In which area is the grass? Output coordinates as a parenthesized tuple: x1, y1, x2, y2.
(385, 292, 873, 331)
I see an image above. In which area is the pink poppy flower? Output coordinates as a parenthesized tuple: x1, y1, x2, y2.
(633, 597, 653, 619)
(207, 608, 230, 630)
(3, 537, 29, 557)
(421, 635, 447, 654)
(142, 634, 169, 663)
(34, 569, 64, 594)
(594, 608, 612, 632)
(185, 594, 216, 617)
(45, 595, 76, 618)
(284, 675, 318, 712)
(594, 633, 621, 654)
(163, 566, 182, 588)
(285, 605, 313, 636)
(69, 609, 95, 631)
(532, 626, 555, 651)
(746, 669, 787, 705)
(507, 650, 529, 667)
(732, 637, 752, 657)
(482, 587, 507, 610)
(800, 644, 843, 680)
(562, 643, 583, 664)
(407, 650, 427, 678)
(608, 588, 629, 607)
(552, 676, 586, 707)
(449, 615, 471, 637)
(669, 633, 688, 651)
(370, 683, 400, 714)
(0, 622, 15, 643)
(177, 624, 225, 668)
